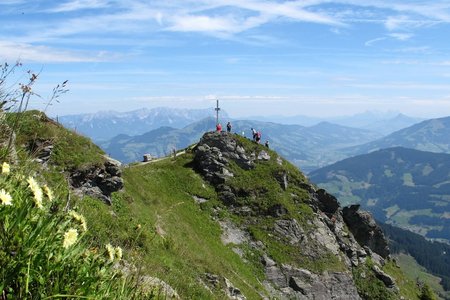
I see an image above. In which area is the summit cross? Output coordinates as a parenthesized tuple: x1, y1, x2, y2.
(215, 99, 220, 125)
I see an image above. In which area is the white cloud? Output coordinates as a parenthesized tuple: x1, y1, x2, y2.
(47, 0, 109, 13)
(0, 41, 109, 63)
(365, 37, 386, 46)
(389, 33, 413, 41)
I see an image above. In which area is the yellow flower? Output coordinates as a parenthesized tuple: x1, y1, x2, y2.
(43, 185, 54, 202)
(27, 176, 43, 209)
(63, 228, 78, 249)
(115, 246, 123, 260)
(105, 243, 115, 262)
(0, 189, 12, 206)
(2, 162, 10, 175)
(69, 210, 88, 232)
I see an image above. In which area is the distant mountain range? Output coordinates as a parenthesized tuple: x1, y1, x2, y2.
(246, 111, 423, 135)
(59, 108, 423, 143)
(309, 147, 450, 242)
(101, 117, 382, 172)
(344, 116, 450, 155)
(59, 107, 228, 141)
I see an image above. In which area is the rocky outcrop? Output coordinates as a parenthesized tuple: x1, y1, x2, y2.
(193, 132, 395, 299)
(70, 155, 123, 205)
(262, 255, 361, 300)
(342, 204, 390, 258)
(194, 132, 252, 183)
(27, 138, 54, 165)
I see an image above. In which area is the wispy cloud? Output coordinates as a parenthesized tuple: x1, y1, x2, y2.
(46, 0, 110, 13)
(0, 40, 111, 63)
(388, 33, 413, 41)
(365, 37, 386, 46)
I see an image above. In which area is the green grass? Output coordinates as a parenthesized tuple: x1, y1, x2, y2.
(5, 110, 105, 170)
(394, 253, 449, 300)
(79, 154, 267, 299)
(352, 258, 398, 300)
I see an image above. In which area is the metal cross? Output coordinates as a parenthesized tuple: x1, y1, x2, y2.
(215, 99, 220, 125)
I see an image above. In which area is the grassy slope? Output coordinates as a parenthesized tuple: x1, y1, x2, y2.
(79, 154, 266, 299)
(395, 253, 449, 300)
(5, 112, 424, 299)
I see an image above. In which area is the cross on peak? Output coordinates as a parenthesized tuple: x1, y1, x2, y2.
(215, 99, 220, 125)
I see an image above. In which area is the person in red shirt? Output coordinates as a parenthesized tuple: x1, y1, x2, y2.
(216, 123, 222, 132)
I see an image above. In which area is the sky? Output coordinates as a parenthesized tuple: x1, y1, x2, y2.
(1, 0, 450, 118)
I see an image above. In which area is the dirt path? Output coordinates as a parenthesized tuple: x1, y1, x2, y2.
(139, 149, 187, 165)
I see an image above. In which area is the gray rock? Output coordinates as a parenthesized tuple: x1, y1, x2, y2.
(372, 265, 396, 288)
(69, 156, 123, 205)
(274, 219, 305, 244)
(219, 220, 250, 245)
(225, 278, 246, 300)
(257, 150, 271, 161)
(342, 204, 390, 258)
(140, 276, 180, 299)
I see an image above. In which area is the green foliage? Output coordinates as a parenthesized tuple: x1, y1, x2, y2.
(4, 110, 105, 170)
(352, 259, 397, 300)
(310, 147, 450, 241)
(420, 283, 438, 300)
(0, 162, 153, 298)
(382, 259, 422, 300)
(381, 222, 450, 293)
(77, 154, 267, 299)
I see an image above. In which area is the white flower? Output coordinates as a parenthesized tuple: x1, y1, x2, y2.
(115, 246, 123, 260)
(43, 185, 54, 202)
(0, 189, 12, 206)
(105, 243, 115, 262)
(2, 162, 10, 175)
(27, 176, 43, 209)
(63, 228, 78, 249)
(69, 210, 88, 232)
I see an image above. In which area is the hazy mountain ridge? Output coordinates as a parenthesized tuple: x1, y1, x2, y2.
(309, 147, 450, 242)
(246, 111, 423, 135)
(59, 107, 227, 141)
(101, 117, 382, 172)
(344, 116, 450, 156)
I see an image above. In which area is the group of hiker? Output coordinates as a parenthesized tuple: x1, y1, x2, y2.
(215, 122, 269, 148)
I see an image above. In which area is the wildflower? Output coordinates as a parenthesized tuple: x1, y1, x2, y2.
(105, 243, 115, 262)
(43, 185, 54, 202)
(27, 176, 43, 209)
(2, 162, 10, 175)
(0, 189, 12, 206)
(63, 228, 78, 249)
(69, 210, 88, 232)
(115, 246, 123, 260)
(136, 224, 141, 230)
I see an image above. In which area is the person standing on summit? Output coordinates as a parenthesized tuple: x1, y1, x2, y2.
(226, 122, 232, 133)
(251, 128, 257, 141)
(216, 123, 222, 132)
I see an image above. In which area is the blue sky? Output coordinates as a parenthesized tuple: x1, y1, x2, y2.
(1, 0, 450, 118)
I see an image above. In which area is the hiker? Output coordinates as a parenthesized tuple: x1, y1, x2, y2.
(255, 131, 261, 143)
(216, 123, 222, 132)
(251, 128, 257, 141)
(265, 140, 269, 148)
(226, 122, 232, 133)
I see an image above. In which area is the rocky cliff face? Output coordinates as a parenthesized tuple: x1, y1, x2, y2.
(193, 132, 395, 299)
